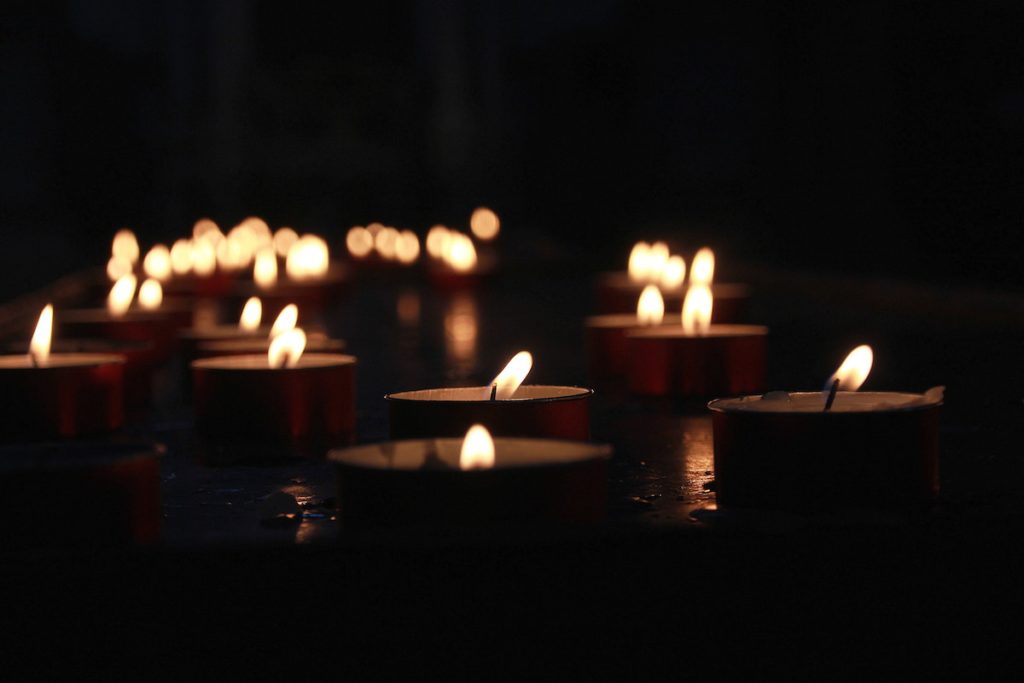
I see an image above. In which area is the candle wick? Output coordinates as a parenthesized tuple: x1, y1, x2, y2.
(823, 379, 840, 412)
(489, 383, 497, 401)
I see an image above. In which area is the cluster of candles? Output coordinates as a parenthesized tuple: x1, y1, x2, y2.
(0, 217, 944, 545)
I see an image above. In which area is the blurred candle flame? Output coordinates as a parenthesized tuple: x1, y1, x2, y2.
(270, 304, 298, 339)
(239, 297, 262, 332)
(192, 239, 217, 277)
(345, 226, 373, 259)
(628, 242, 652, 283)
(459, 424, 495, 470)
(826, 345, 874, 392)
(253, 247, 278, 289)
(444, 233, 477, 272)
(170, 239, 194, 276)
(143, 244, 172, 281)
(138, 278, 163, 310)
(690, 247, 715, 286)
(374, 226, 400, 260)
(470, 207, 500, 241)
(267, 328, 306, 369)
(112, 229, 140, 264)
(490, 351, 533, 400)
(660, 255, 687, 289)
(192, 218, 222, 244)
(29, 304, 53, 366)
(286, 235, 330, 280)
(426, 225, 451, 259)
(637, 285, 665, 326)
(395, 230, 420, 264)
(108, 274, 137, 317)
(681, 285, 713, 336)
(273, 227, 299, 257)
(106, 255, 133, 281)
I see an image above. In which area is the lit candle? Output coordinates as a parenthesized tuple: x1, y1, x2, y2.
(626, 285, 768, 398)
(708, 345, 943, 511)
(594, 245, 750, 321)
(386, 351, 593, 440)
(427, 222, 497, 289)
(329, 424, 611, 529)
(191, 324, 357, 462)
(177, 296, 270, 366)
(194, 303, 345, 359)
(0, 305, 124, 440)
(585, 284, 674, 380)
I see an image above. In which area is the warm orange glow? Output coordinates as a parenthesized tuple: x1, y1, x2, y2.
(660, 255, 687, 289)
(239, 297, 262, 332)
(426, 225, 451, 258)
(827, 345, 874, 392)
(395, 230, 420, 264)
(443, 232, 477, 272)
(106, 255, 133, 281)
(690, 247, 715, 286)
(285, 235, 330, 280)
(29, 304, 53, 366)
(138, 278, 163, 310)
(648, 242, 670, 280)
(240, 216, 271, 243)
(444, 295, 478, 364)
(270, 304, 298, 338)
(112, 229, 140, 264)
(470, 207, 500, 241)
(637, 285, 665, 326)
(253, 247, 278, 289)
(490, 351, 533, 400)
(627, 242, 652, 283)
(681, 285, 713, 336)
(267, 328, 306, 369)
(374, 227, 399, 260)
(459, 424, 495, 470)
(346, 226, 374, 259)
(273, 227, 300, 257)
(192, 239, 217, 277)
(107, 274, 137, 317)
(192, 218, 222, 243)
(143, 244, 172, 281)
(170, 239, 193, 275)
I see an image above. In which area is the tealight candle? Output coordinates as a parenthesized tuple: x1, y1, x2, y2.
(626, 285, 768, 397)
(595, 245, 750, 321)
(425, 227, 497, 289)
(387, 351, 593, 439)
(0, 305, 124, 440)
(178, 296, 270, 364)
(586, 284, 677, 380)
(192, 327, 357, 462)
(709, 345, 943, 511)
(329, 424, 611, 529)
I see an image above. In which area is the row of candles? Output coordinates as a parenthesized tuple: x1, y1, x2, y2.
(0, 218, 943, 542)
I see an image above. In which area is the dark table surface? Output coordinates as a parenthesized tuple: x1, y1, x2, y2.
(5, 255, 1024, 675)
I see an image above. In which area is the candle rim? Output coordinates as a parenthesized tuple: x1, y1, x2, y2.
(709, 391, 943, 415)
(0, 352, 126, 369)
(386, 384, 593, 403)
(191, 352, 356, 371)
(627, 324, 769, 339)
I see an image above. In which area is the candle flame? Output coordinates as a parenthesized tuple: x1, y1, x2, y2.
(490, 351, 533, 400)
(138, 278, 163, 310)
(426, 225, 451, 258)
(239, 297, 262, 331)
(628, 242, 651, 283)
(470, 207, 500, 241)
(395, 230, 420, 264)
(170, 239, 194, 275)
(192, 239, 217, 277)
(108, 274, 137, 317)
(192, 218, 222, 243)
(253, 247, 278, 289)
(459, 424, 495, 470)
(112, 229, 140, 264)
(374, 227, 400, 260)
(143, 244, 172, 281)
(270, 304, 298, 339)
(106, 255, 133, 281)
(345, 226, 373, 259)
(267, 328, 306, 369)
(286, 235, 330, 280)
(29, 304, 53, 366)
(273, 227, 299, 257)
(660, 255, 687, 289)
(826, 345, 874, 392)
(681, 285, 713, 336)
(443, 233, 477, 272)
(690, 247, 715, 286)
(637, 285, 665, 326)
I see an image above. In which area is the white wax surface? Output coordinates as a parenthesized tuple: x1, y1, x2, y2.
(330, 437, 610, 471)
(0, 353, 124, 369)
(191, 353, 356, 371)
(387, 385, 591, 402)
(712, 390, 944, 414)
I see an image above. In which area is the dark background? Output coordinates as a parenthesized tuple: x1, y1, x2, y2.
(2, 0, 1022, 295)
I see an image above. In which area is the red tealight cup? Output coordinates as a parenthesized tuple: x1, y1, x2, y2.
(585, 313, 680, 380)
(329, 437, 610, 529)
(386, 385, 593, 440)
(60, 308, 178, 361)
(709, 391, 942, 511)
(192, 353, 357, 462)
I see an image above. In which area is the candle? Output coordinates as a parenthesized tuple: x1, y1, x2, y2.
(586, 284, 677, 380)
(235, 233, 350, 315)
(0, 305, 124, 440)
(192, 326, 357, 462)
(595, 245, 750, 321)
(178, 296, 269, 363)
(387, 351, 593, 439)
(709, 345, 943, 511)
(0, 440, 160, 548)
(329, 424, 610, 529)
(426, 226, 497, 289)
(626, 285, 767, 397)
(194, 304, 344, 359)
